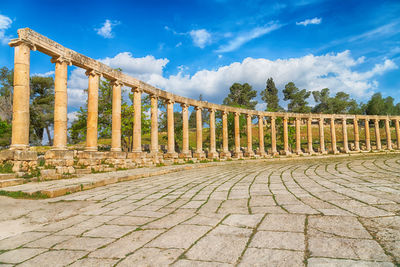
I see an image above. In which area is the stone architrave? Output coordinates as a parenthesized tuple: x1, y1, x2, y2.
(85, 70, 100, 151)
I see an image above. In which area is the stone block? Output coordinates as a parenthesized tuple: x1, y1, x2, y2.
(0, 150, 37, 161)
(127, 152, 146, 160)
(40, 169, 56, 178)
(107, 151, 127, 159)
(75, 168, 91, 175)
(207, 151, 219, 159)
(44, 150, 74, 160)
(77, 151, 107, 159)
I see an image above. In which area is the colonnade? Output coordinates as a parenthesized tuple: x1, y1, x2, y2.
(5, 29, 400, 164)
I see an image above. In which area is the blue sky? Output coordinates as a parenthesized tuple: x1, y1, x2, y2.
(0, 0, 399, 114)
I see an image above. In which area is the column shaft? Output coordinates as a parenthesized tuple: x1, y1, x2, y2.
(283, 117, 290, 154)
(181, 104, 190, 155)
(307, 118, 314, 154)
(385, 119, 392, 150)
(221, 111, 230, 157)
(396, 119, 400, 150)
(271, 117, 277, 155)
(111, 81, 122, 152)
(257, 115, 265, 156)
(132, 88, 142, 152)
(295, 118, 302, 154)
(85, 71, 99, 151)
(365, 119, 371, 151)
(234, 112, 242, 157)
(52, 58, 68, 150)
(354, 118, 360, 151)
(166, 100, 176, 155)
(342, 118, 349, 153)
(10, 43, 31, 150)
(245, 114, 254, 156)
(319, 118, 326, 153)
(330, 118, 337, 154)
(374, 119, 381, 150)
(150, 95, 159, 153)
(208, 109, 217, 158)
(194, 107, 204, 158)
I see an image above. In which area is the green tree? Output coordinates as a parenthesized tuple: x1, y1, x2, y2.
(0, 67, 13, 122)
(312, 88, 360, 114)
(189, 94, 209, 128)
(223, 83, 258, 109)
(283, 82, 311, 113)
(0, 119, 11, 147)
(364, 93, 399, 115)
(29, 76, 54, 145)
(260, 77, 282, 111)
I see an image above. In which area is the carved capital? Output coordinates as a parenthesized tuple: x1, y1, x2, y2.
(166, 99, 174, 105)
(110, 79, 124, 87)
(246, 113, 252, 119)
(208, 108, 216, 113)
(9, 39, 36, 51)
(222, 110, 228, 116)
(85, 69, 101, 77)
(150, 94, 159, 100)
(51, 56, 72, 66)
(195, 106, 203, 111)
(180, 103, 189, 109)
(131, 86, 143, 93)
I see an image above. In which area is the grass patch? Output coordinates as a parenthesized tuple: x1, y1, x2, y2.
(0, 162, 13, 173)
(199, 159, 209, 163)
(116, 167, 128, 171)
(156, 163, 165, 167)
(38, 158, 45, 167)
(0, 190, 48, 199)
(186, 160, 194, 164)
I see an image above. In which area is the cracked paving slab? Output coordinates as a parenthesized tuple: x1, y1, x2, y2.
(0, 154, 399, 266)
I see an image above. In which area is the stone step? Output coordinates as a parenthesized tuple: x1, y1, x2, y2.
(0, 178, 24, 188)
(75, 168, 91, 175)
(0, 173, 16, 180)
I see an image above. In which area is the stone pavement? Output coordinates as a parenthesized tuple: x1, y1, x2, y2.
(0, 154, 399, 266)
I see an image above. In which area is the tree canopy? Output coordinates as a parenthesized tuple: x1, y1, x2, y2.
(260, 77, 282, 112)
(223, 83, 258, 109)
(282, 82, 311, 113)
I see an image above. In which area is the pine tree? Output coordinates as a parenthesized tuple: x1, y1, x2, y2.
(260, 77, 282, 111)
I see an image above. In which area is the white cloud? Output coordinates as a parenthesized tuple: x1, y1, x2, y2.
(0, 14, 12, 45)
(189, 29, 212, 48)
(175, 42, 182, 48)
(33, 71, 55, 77)
(296, 17, 322, 26)
(96, 19, 120, 39)
(216, 22, 282, 53)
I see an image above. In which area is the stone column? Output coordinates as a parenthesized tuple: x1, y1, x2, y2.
(244, 114, 254, 157)
(330, 117, 338, 154)
(365, 118, 371, 151)
(10, 41, 31, 150)
(165, 99, 177, 158)
(271, 116, 278, 155)
(132, 87, 142, 153)
(319, 117, 326, 154)
(220, 111, 231, 158)
(52, 57, 69, 150)
(194, 106, 205, 159)
(295, 117, 302, 155)
(233, 112, 243, 158)
(85, 70, 100, 151)
(208, 108, 218, 159)
(396, 119, 400, 150)
(283, 116, 290, 155)
(342, 118, 349, 153)
(180, 103, 191, 158)
(150, 95, 159, 154)
(385, 118, 392, 150)
(353, 118, 360, 152)
(374, 118, 382, 150)
(307, 117, 314, 154)
(257, 115, 266, 156)
(111, 80, 122, 152)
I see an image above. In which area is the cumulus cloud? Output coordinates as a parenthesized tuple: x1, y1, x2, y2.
(33, 71, 55, 77)
(189, 29, 212, 48)
(296, 17, 322, 26)
(0, 14, 12, 45)
(96, 19, 120, 38)
(66, 50, 397, 111)
(216, 22, 282, 53)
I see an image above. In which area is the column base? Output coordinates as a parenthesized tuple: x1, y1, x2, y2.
(219, 151, 231, 159)
(9, 144, 29, 150)
(256, 150, 267, 157)
(232, 151, 243, 158)
(164, 152, 178, 159)
(320, 150, 328, 155)
(243, 151, 255, 157)
(296, 150, 303, 155)
(179, 151, 192, 159)
(207, 151, 219, 159)
(193, 151, 206, 159)
(84, 147, 98, 152)
(110, 148, 122, 152)
(281, 150, 291, 156)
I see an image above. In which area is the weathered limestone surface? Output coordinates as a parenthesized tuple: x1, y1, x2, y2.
(1, 154, 399, 266)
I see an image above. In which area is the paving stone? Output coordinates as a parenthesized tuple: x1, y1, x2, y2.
(0, 248, 46, 264)
(18, 250, 87, 267)
(249, 231, 305, 251)
(222, 214, 264, 228)
(258, 214, 305, 232)
(239, 248, 305, 266)
(117, 247, 184, 266)
(307, 257, 395, 267)
(24, 235, 73, 248)
(173, 259, 233, 266)
(53, 236, 115, 251)
(0, 232, 49, 250)
(83, 224, 133, 238)
(69, 258, 119, 267)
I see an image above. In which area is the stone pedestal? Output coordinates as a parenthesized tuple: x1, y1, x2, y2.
(164, 152, 178, 159)
(207, 151, 219, 159)
(0, 150, 37, 172)
(44, 150, 74, 167)
(219, 151, 231, 159)
(233, 151, 243, 159)
(193, 152, 206, 159)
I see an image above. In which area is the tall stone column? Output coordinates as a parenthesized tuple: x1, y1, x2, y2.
(365, 118, 371, 151)
(271, 116, 278, 155)
(330, 117, 338, 154)
(295, 117, 302, 155)
(220, 111, 231, 158)
(374, 118, 382, 150)
(52, 57, 69, 150)
(396, 119, 400, 150)
(10, 41, 31, 150)
(111, 80, 122, 152)
(319, 117, 326, 154)
(180, 103, 191, 158)
(257, 115, 266, 156)
(85, 70, 100, 151)
(342, 118, 349, 153)
(208, 108, 218, 159)
(307, 117, 314, 154)
(194, 106, 205, 159)
(283, 116, 290, 155)
(132, 87, 142, 153)
(385, 118, 392, 150)
(244, 114, 254, 157)
(353, 118, 360, 152)
(150, 95, 159, 154)
(166, 99, 177, 158)
(233, 112, 243, 158)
